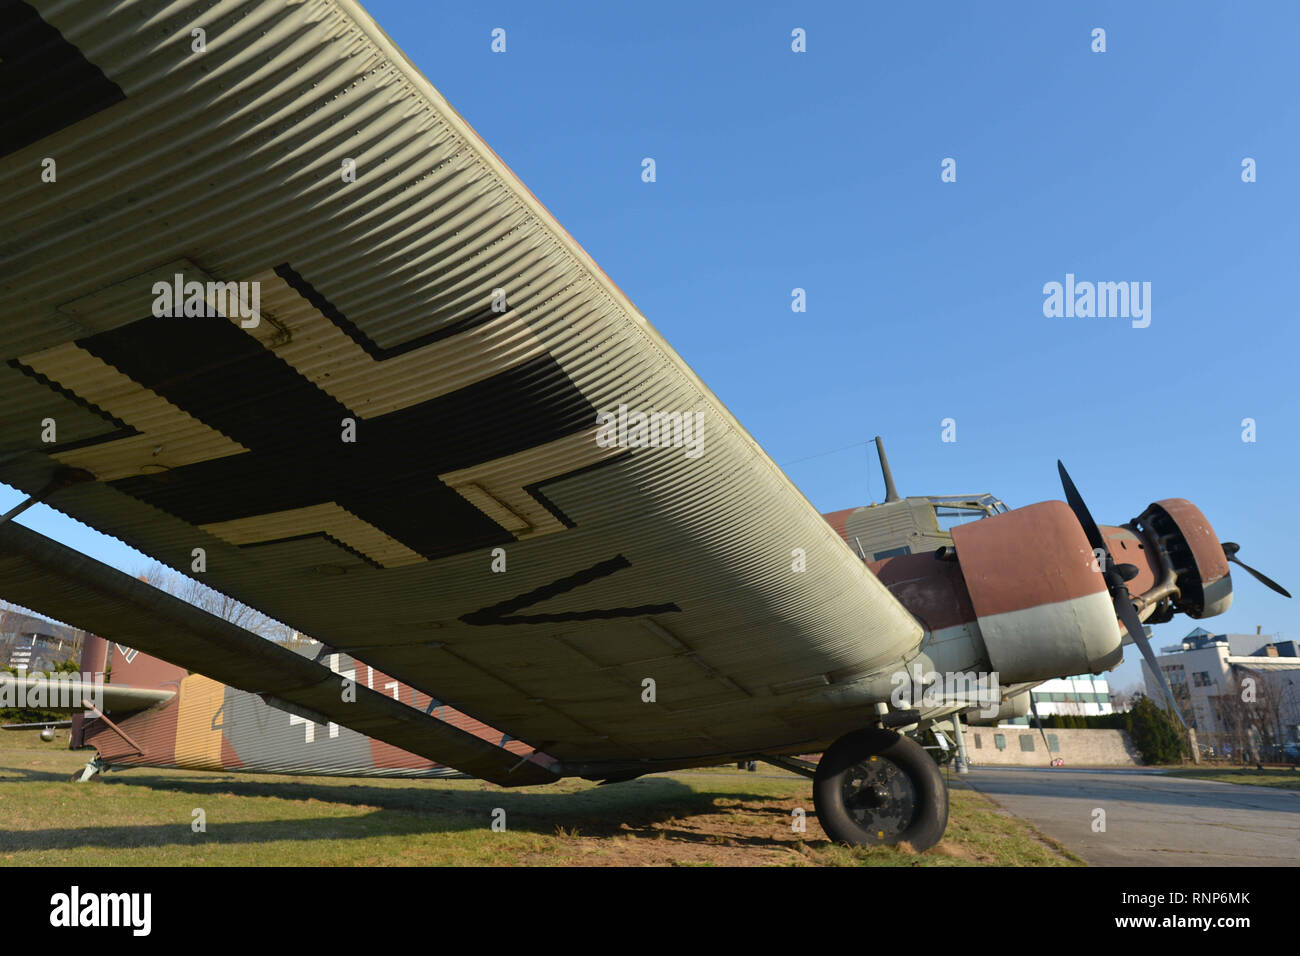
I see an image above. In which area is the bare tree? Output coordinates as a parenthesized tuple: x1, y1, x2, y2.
(1169, 677, 1194, 730)
(137, 563, 296, 644)
(1111, 682, 1146, 712)
(1245, 668, 1295, 761)
(1212, 668, 1296, 763)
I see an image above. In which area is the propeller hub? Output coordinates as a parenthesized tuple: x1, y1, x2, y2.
(1058, 463, 1188, 727)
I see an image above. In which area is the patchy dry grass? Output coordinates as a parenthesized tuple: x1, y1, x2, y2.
(1166, 767, 1300, 791)
(0, 737, 1079, 866)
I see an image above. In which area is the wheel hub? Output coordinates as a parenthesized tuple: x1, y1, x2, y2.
(840, 755, 918, 842)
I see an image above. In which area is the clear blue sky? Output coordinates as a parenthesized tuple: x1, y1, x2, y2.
(4, 0, 1297, 693)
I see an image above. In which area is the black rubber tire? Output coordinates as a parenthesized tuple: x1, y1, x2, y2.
(813, 728, 949, 851)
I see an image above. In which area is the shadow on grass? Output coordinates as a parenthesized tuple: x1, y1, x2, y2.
(0, 764, 812, 852)
(0, 765, 75, 784)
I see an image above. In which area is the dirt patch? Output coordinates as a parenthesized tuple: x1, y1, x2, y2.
(929, 840, 978, 862)
(526, 793, 822, 866)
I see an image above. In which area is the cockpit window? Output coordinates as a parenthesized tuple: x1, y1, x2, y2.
(927, 494, 1008, 532)
(934, 507, 985, 532)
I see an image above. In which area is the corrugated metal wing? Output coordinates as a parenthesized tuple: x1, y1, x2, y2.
(0, 0, 923, 772)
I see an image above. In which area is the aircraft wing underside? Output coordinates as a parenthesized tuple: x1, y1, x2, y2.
(0, 0, 924, 776)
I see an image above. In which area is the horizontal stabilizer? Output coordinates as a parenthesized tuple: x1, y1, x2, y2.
(0, 676, 172, 713)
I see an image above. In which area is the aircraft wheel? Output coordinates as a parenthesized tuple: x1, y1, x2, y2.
(813, 728, 948, 851)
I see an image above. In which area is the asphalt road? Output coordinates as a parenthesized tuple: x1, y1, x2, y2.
(963, 767, 1300, 866)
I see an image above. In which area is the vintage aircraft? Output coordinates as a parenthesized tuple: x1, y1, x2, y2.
(2, 634, 541, 782)
(0, 0, 1287, 851)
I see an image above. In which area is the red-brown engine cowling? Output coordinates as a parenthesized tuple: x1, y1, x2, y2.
(950, 501, 1125, 683)
(1134, 498, 1232, 619)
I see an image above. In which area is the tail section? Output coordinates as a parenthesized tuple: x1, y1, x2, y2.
(77, 642, 545, 781)
(103, 638, 187, 691)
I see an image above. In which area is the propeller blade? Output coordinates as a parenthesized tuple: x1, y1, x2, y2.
(1028, 694, 1054, 762)
(1057, 461, 1108, 555)
(1057, 459, 1187, 726)
(1115, 586, 1186, 727)
(1221, 543, 1291, 598)
(1228, 555, 1292, 598)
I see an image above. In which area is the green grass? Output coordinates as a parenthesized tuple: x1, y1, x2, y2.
(0, 736, 1080, 866)
(1166, 767, 1300, 790)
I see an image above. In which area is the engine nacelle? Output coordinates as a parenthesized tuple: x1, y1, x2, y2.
(951, 501, 1123, 683)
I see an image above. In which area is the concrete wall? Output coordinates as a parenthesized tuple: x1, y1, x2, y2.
(962, 727, 1142, 767)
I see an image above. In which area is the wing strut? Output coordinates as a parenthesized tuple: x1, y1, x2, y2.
(0, 521, 559, 787)
(0, 466, 92, 526)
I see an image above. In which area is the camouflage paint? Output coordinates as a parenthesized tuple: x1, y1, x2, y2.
(173, 674, 225, 771)
(81, 645, 543, 779)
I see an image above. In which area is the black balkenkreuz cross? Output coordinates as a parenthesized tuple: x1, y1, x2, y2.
(76, 303, 595, 564)
(0, 2, 126, 160)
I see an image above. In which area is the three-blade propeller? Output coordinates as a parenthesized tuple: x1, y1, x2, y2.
(1057, 461, 1187, 726)
(1055, 462, 1291, 729)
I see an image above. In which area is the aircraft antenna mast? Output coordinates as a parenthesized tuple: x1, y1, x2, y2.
(874, 436, 900, 503)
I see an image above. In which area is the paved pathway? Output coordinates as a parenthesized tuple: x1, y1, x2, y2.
(963, 767, 1300, 866)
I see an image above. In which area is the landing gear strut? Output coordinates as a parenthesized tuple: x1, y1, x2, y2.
(72, 756, 106, 782)
(813, 728, 948, 850)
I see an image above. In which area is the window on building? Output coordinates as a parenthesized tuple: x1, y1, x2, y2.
(994, 734, 1006, 750)
(1048, 734, 1060, 753)
(1019, 734, 1035, 752)
(973, 734, 982, 750)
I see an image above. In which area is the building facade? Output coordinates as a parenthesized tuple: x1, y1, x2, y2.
(1142, 627, 1300, 759)
(999, 674, 1115, 725)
